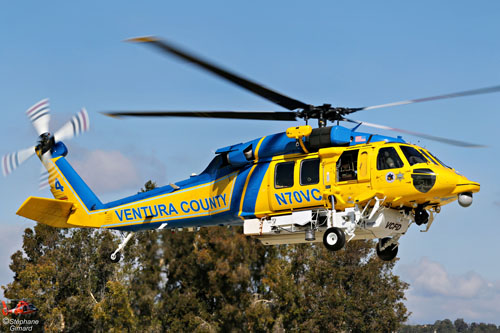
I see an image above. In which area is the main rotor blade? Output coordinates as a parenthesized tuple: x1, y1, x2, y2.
(345, 118, 485, 148)
(26, 99, 50, 136)
(127, 36, 309, 111)
(54, 108, 90, 142)
(352, 85, 500, 112)
(2, 146, 36, 176)
(102, 110, 298, 121)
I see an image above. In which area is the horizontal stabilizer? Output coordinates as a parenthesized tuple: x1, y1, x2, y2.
(17, 197, 76, 228)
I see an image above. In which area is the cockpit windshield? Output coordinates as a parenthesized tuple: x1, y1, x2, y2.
(418, 149, 438, 165)
(426, 150, 451, 169)
(399, 145, 428, 166)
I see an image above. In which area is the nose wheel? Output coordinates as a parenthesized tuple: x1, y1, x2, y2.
(415, 209, 429, 225)
(322, 227, 346, 251)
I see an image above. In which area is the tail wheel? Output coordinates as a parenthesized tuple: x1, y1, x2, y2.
(109, 252, 121, 263)
(376, 238, 398, 261)
(322, 227, 346, 251)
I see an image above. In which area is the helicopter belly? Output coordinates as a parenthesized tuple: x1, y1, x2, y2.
(244, 206, 412, 245)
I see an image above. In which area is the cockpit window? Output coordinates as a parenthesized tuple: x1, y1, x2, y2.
(377, 147, 404, 170)
(419, 149, 438, 165)
(400, 146, 428, 166)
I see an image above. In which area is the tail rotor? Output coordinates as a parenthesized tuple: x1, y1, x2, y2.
(1, 99, 90, 188)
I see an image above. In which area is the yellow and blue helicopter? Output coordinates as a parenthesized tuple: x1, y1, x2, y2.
(7, 37, 498, 262)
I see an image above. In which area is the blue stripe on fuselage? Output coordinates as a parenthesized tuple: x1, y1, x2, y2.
(240, 161, 270, 219)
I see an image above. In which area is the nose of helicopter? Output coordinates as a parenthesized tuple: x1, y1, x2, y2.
(410, 165, 480, 207)
(446, 169, 480, 207)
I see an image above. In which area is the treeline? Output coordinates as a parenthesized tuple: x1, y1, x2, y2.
(401, 319, 500, 332)
(2, 182, 411, 332)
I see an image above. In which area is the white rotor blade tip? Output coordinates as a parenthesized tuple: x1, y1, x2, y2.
(54, 107, 90, 142)
(1, 146, 36, 177)
(26, 99, 50, 136)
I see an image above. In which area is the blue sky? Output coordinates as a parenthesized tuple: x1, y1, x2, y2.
(1, 0, 500, 325)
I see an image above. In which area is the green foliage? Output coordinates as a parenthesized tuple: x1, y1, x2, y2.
(401, 319, 500, 332)
(2, 181, 414, 332)
(264, 241, 408, 332)
(140, 180, 157, 193)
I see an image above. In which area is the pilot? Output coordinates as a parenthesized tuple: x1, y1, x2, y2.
(384, 150, 395, 169)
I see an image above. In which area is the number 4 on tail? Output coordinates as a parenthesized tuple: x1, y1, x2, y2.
(55, 179, 64, 192)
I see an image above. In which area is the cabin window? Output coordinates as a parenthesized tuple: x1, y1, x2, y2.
(337, 150, 359, 181)
(300, 158, 320, 185)
(275, 161, 295, 189)
(400, 146, 427, 166)
(377, 147, 404, 170)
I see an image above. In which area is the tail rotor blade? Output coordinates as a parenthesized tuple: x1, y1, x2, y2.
(39, 152, 58, 191)
(38, 152, 53, 190)
(2, 146, 36, 176)
(26, 99, 50, 136)
(39, 166, 49, 190)
(54, 108, 90, 142)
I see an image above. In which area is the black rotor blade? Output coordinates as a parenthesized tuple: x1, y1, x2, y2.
(128, 36, 309, 111)
(344, 118, 485, 148)
(349, 85, 500, 113)
(102, 110, 298, 121)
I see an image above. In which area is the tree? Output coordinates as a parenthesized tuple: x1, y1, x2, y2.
(2, 225, 134, 331)
(455, 318, 469, 332)
(434, 319, 456, 333)
(263, 241, 408, 331)
(401, 320, 500, 332)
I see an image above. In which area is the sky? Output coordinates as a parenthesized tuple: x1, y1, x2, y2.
(1, 0, 500, 325)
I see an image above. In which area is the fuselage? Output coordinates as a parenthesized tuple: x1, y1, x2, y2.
(17, 125, 479, 233)
(41, 126, 477, 232)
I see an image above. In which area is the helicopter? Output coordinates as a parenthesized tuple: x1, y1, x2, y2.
(2, 300, 37, 316)
(8, 36, 498, 263)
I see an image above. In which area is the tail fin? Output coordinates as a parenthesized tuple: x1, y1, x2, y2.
(42, 142, 103, 210)
(2, 301, 8, 316)
(17, 142, 103, 228)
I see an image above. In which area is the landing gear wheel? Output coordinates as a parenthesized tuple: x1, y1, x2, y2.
(415, 209, 429, 225)
(109, 252, 121, 263)
(376, 238, 398, 261)
(323, 227, 346, 251)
